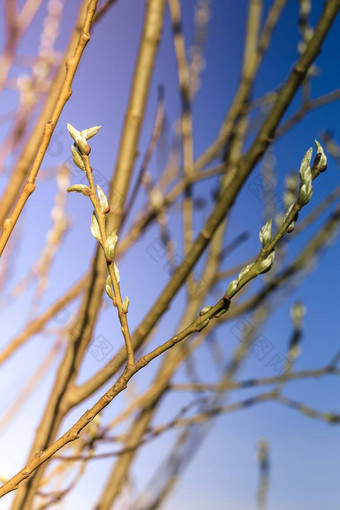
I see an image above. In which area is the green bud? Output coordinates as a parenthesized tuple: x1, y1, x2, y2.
(75, 133, 90, 155)
(81, 125, 101, 140)
(259, 219, 272, 248)
(67, 123, 80, 142)
(287, 220, 296, 233)
(225, 279, 238, 298)
(258, 251, 275, 274)
(71, 146, 85, 171)
(290, 301, 306, 327)
(298, 180, 312, 205)
(283, 203, 295, 225)
(122, 296, 130, 313)
(214, 308, 228, 318)
(90, 212, 101, 242)
(196, 318, 210, 332)
(96, 185, 108, 212)
(67, 184, 91, 196)
(105, 275, 114, 300)
(67, 123, 91, 154)
(314, 139, 327, 171)
(106, 284, 115, 300)
(200, 305, 212, 316)
(299, 147, 313, 183)
(113, 263, 120, 284)
(104, 229, 118, 259)
(237, 263, 254, 282)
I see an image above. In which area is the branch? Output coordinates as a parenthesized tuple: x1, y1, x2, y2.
(171, 365, 340, 392)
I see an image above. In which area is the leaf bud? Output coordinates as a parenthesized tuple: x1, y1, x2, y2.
(96, 185, 109, 212)
(259, 219, 272, 248)
(90, 212, 101, 242)
(214, 308, 228, 318)
(196, 318, 210, 332)
(200, 305, 212, 316)
(113, 263, 120, 284)
(122, 296, 130, 313)
(314, 139, 327, 171)
(71, 146, 85, 171)
(106, 284, 115, 300)
(299, 147, 313, 183)
(237, 263, 254, 282)
(225, 279, 238, 299)
(258, 251, 275, 274)
(81, 125, 101, 140)
(67, 122, 80, 142)
(104, 229, 118, 260)
(67, 184, 91, 196)
(75, 133, 90, 155)
(298, 180, 312, 205)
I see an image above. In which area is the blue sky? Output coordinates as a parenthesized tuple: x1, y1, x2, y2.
(0, 1, 340, 509)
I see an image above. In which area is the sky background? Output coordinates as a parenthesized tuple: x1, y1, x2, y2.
(0, 1, 340, 509)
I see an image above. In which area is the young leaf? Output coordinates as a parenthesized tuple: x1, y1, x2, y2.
(122, 296, 130, 313)
(258, 251, 275, 274)
(81, 126, 102, 140)
(71, 146, 85, 171)
(113, 263, 120, 284)
(106, 283, 115, 300)
(104, 229, 118, 259)
(314, 139, 327, 170)
(91, 212, 101, 242)
(75, 133, 90, 155)
(225, 279, 238, 298)
(67, 122, 80, 142)
(96, 185, 108, 212)
(299, 147, 313, 183)
(237, 263, 254, 282)
(67, 184, 91, 196)
(259, 219, 272, 248)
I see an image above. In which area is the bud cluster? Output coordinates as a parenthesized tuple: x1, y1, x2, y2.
(66, 122, 129, 313)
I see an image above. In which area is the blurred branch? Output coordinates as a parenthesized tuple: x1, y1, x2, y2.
(171, 365, 340, 392)
(257, 439, 270, 510)
(0, 276, 85, 366)
(93, 0, 118, 23)
(0, 339, 64, 434)
(169, 0, 195, 293)
(122, 85, 165, 228)
(277, 89, 340, 138)
(195, 0, 287, 170)
(0, 0, 44, 97)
